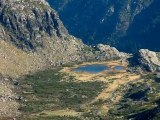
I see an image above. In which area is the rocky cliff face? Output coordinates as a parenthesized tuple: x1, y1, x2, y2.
(138, 49, 160, 72)
(48, 0, 160, 52)
(95, 44, 130, 61)
(0, 0, 68, 51)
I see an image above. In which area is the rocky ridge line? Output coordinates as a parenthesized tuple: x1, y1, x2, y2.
(139, 49, 160, 72)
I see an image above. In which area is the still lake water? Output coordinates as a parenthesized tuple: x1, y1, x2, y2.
(74, 64, 125, 73)
(114, 66, 125, 70)
(74, 64, 109, 73)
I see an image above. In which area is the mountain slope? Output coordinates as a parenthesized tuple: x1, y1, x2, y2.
(120, 0, 160, 52)
(0, 0, 88, 77)
(48, 0, 160, 52)
(0, 0, 126, 77)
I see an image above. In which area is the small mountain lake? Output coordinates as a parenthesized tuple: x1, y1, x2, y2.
(74, 64, 109, 73)
(114, 66, 125, 70)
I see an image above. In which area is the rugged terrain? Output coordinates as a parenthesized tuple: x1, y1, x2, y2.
(48, 0, 160, 52)
(129, 49, 160, 72)
(0, 0, 160, 120)
(138, 49, 160, 72)
(0, 0, 85, 77)
(0, 0, 128, 77)
(0, 0, 128, 119)
(0, 75, 20, 119)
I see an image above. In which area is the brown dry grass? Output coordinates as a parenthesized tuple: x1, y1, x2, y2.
(0, 40, 44, 78)
(0, 37, 83, 78)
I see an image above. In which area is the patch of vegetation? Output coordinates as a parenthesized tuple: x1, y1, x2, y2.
(82, 111, 103, 120)
(141, 74, 155, 80)
(124, 83, 150, 101)
(18, 68, 104, 119)
(142, 74, 160, 83)
(155, 74, 160, 83)
(20, 116, 81, 120)
(107, 74, 160, 120)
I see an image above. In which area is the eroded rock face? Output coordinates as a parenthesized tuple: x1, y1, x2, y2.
(139, 49, 160, 72)
(96, 44, 130, 60)
(0, 0, 68, 51)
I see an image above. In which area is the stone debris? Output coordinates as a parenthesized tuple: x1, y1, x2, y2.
(0, 76, 20, 118)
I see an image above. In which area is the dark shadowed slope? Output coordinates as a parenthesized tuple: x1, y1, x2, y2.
(48, 0, 160, 52)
